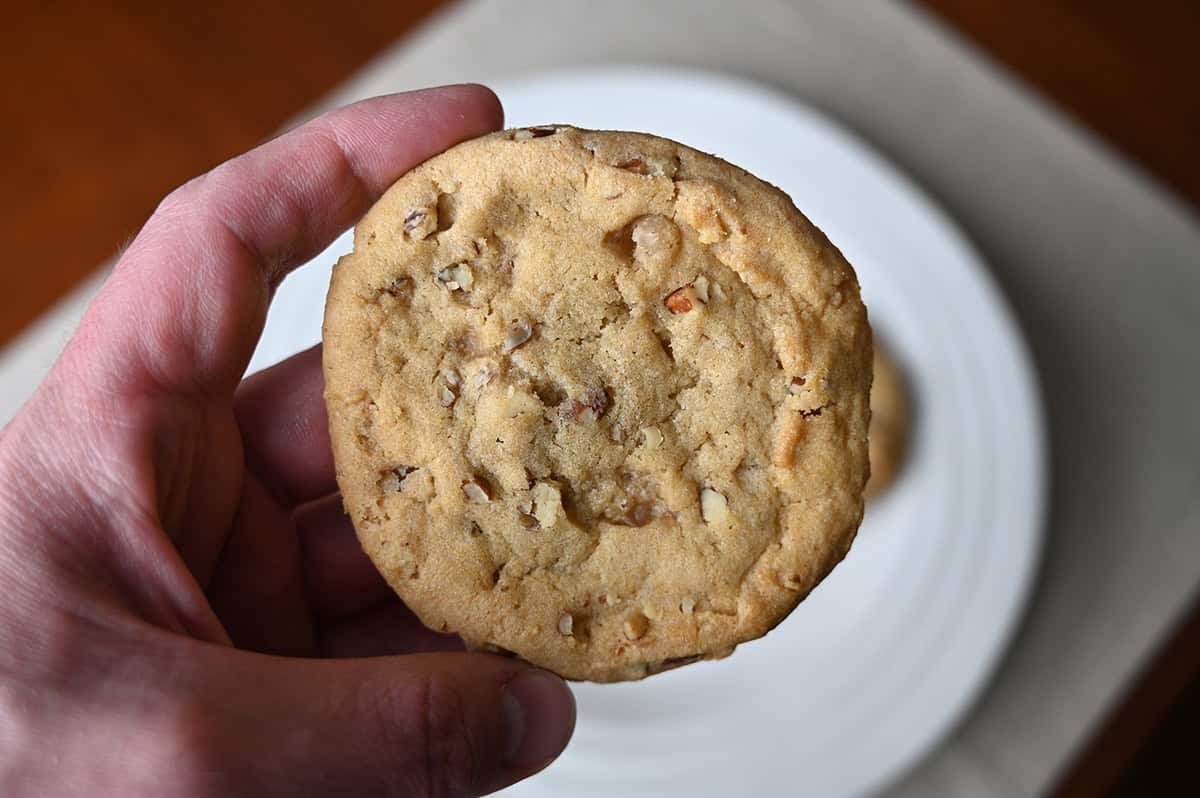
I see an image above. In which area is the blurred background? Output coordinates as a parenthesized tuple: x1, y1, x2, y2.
(3, 2, 1198, 796)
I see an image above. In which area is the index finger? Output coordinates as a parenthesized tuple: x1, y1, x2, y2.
(73, 85, 503, 400)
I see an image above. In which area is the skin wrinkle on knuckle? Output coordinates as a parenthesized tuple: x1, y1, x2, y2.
(213, 122, 369, 285)
(145, 172, 210, 237)
(347, 676, 421, 795)
(422, 676, 480, 798)
(311, 119, 378, 206)
(151, 156, 284, 288)
(357, 672, 479, 798)
(212, 202, 289, 289)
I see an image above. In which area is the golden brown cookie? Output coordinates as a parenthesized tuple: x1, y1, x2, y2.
(864, 345, 910, 499)
(322, 126, 871, 681)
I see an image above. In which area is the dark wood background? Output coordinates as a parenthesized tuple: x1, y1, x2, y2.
(4, 2, 1198, 794)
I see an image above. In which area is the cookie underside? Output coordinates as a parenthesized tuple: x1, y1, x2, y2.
(323, 126, 871, 681)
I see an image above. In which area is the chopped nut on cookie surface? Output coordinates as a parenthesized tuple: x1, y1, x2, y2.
(462, 478, 491, 503)
(530, 482, 563, 528)
(402, 206, 437, 240)
(512, 126, 559, 141)
(501, 319, 533, 353)
(378, 466, 415, 493)
(435, 263, 473, 291)
(700, 487, 730, 525)
(623, 610, 650, 641)
(557, 386, 610, 423)
(665, 285, 697, 314)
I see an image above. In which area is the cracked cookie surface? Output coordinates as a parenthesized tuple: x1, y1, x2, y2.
(323, 126, 871, 681)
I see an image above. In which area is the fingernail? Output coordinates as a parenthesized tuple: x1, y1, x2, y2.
(501, 668, 576, 769)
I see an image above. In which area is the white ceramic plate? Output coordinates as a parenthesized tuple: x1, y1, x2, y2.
(250, 67, 1046, 798)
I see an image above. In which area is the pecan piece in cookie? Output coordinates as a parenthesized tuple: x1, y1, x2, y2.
(665, 286, 696, 314)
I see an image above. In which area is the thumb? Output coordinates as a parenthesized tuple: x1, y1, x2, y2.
(206, 651, 576, 797)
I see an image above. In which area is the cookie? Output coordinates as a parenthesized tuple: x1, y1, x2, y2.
(864, 345, 910, 499)
(323, 126, 871, 682)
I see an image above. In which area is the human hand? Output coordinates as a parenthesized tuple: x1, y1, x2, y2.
(0, 86, 575, 797)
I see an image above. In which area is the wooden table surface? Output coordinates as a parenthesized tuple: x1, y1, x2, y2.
(4, 1, 1198, 794)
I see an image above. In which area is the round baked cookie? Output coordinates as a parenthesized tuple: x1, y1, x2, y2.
(323, 126, 872, 682)
(865, 345, 910, 499)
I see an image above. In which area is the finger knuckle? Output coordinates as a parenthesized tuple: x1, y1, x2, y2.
(149, 174, 209, 232)
(369, 674, 483, 798)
